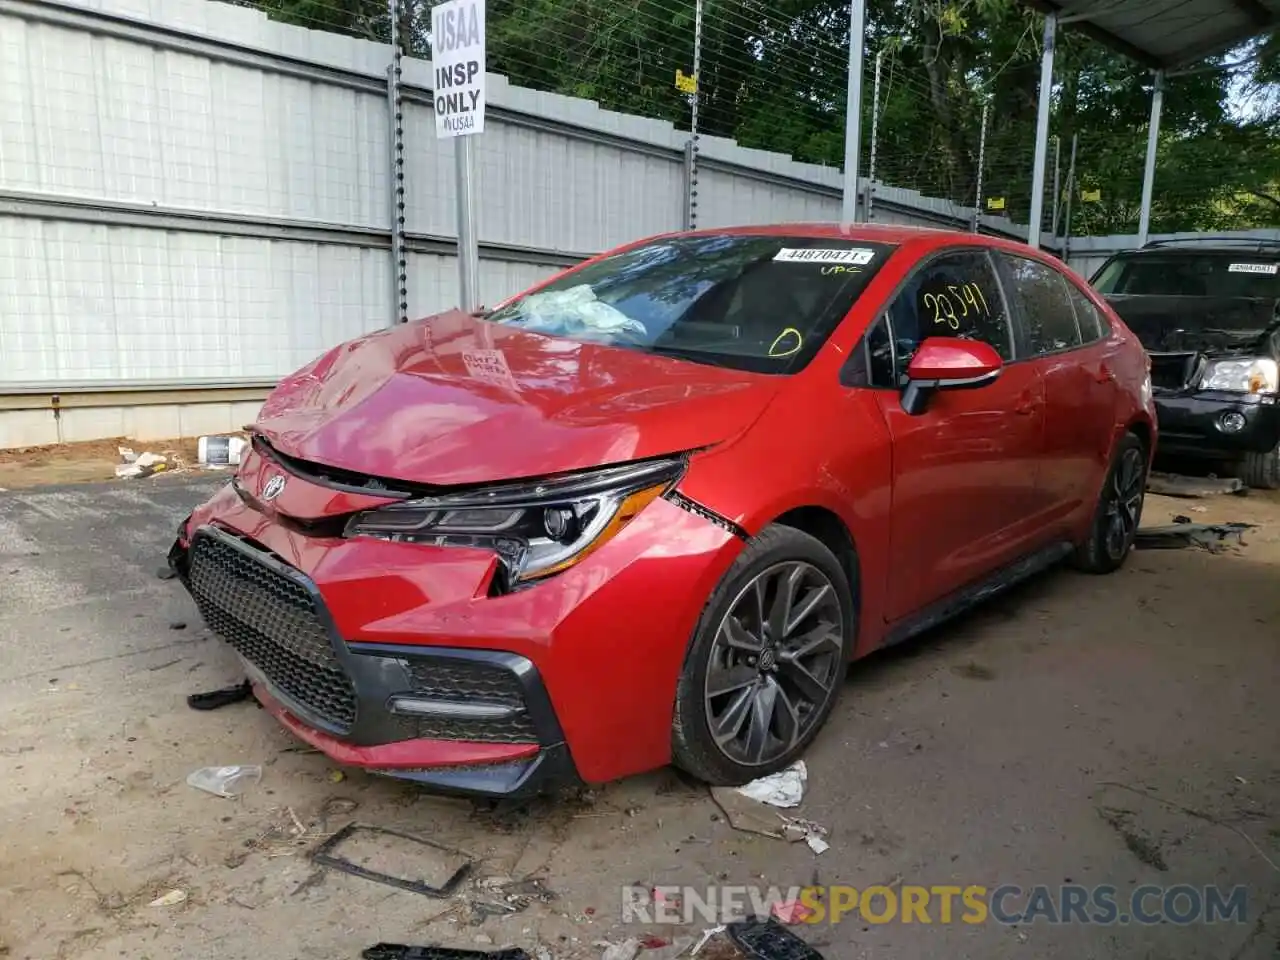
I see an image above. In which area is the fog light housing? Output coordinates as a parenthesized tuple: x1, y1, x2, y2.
(1220, 411, 1247, 433)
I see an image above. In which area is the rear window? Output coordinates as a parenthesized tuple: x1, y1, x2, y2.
(486, 234, 896, 374)
(1092, 254, 1280, 299)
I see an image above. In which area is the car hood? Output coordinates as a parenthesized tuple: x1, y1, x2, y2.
(252, 311, 782, 487)
(1104, 294, 1280, 356)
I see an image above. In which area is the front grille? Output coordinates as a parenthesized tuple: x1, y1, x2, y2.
(405, 659, 538, 744)
(188, 532, 357, 731)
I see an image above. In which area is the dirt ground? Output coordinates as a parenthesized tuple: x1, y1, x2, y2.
(0, 438, 205, 490)
(0, 476, 1277, 960)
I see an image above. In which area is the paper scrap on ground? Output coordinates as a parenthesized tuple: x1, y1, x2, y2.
(736, 761, 806, 808)
(710, 786, 787, 839)
(770, 898, 816, 924)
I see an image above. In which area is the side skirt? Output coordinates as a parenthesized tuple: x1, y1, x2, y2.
(880, 540, 1075, 649)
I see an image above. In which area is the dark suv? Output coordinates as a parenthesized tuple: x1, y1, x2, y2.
(1091, 240, 1280, 488)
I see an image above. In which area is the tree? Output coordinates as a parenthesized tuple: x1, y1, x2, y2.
(227, 0, 1280, 235)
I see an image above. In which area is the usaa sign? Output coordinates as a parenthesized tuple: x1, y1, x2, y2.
(432, 0, 486, 137)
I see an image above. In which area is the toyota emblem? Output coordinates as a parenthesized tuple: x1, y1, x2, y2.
(262, 475, 287, 501)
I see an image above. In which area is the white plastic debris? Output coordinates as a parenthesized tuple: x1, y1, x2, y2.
(115, 451, 168, 479)
(118, 446, 138, 463)
(601, 939, 641, 960)
(735, 760, 807, 808)
(690, 928, 724, 957)
(186, 764, 262, 798)
(149, 889, 187, 907)
(805, 832, 830, 855)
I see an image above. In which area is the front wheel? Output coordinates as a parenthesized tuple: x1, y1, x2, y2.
(1072, 432, 1148, 575)
(1239, 444, 1280, 490)
(670, 525, 854, 786)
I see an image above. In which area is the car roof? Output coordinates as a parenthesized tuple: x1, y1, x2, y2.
(680, 222, 994, 245)
(1116, 244, 1280, 260)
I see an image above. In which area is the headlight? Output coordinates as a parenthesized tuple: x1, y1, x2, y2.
(345, 457, 686, 584)
(1198, 357, 1279, 394)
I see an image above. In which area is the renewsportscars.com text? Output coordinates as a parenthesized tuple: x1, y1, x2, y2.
(621, 884, 1249, 926)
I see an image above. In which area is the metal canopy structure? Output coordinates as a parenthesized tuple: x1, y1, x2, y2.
(1022, 0, 1280, 248)
(1032, 0, 1280, 70)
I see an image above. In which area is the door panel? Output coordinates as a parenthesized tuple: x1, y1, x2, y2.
(1001, 255, 1121, 529)
(866, 246, 1049, 625)
(876, 364, 1047, 621)
(1038, 344, 1119, 520)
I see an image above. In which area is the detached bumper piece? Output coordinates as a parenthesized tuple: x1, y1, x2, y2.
(174, 524, 578, 798)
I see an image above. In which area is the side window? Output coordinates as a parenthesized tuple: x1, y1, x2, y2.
(882, 250, 1013, 383)
(1064, 280, 1109, 344)
(1002, 255, 1083, 355)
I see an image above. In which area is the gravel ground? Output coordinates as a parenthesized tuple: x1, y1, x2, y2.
(1, 476, 1277, 960)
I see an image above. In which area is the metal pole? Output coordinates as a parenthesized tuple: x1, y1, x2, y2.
(973, 101, 988, 233)
(685, 0, 703, 231)
(1063, 132, 1078, 259)
(866, 49, 882, 220)
(387, 0, 407, 324)
(841, 0, 866, 223)
(455, 136, 481, 312)
(1026, 11, 1056, 249)
(1050, 135, 1061, 238)
(1137, 70, 1165, 248)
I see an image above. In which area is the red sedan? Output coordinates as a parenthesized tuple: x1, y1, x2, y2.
(169, 224, 1156, 797)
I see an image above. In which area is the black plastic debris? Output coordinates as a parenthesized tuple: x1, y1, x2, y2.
(187, 680, 252, 711)
(364, 948, 530, 960)
(727, 918, 825, 960)
(1146, 472, 1244, 498)
(1133, 522, 1255, 552)
(311, 822, 473, 897)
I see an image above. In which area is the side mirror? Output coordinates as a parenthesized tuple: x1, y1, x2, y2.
(901, 337, 1003, 416)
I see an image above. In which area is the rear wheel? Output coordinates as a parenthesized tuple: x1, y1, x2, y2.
(1073, 433, 1147, 575)
(671, 525, 854, 786)
(1239, 443, 1280, 490)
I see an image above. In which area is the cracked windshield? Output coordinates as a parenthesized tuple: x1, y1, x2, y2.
(486, 235, 896, 373)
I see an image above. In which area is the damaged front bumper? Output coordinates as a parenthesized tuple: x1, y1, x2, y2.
(1152, 389, 1280, 458)
(165, 460, 744, 796)
(167, 523, 578, 799)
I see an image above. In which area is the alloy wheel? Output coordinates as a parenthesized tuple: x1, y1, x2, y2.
(1103, 447, 1145, 561)
(703, 561, 844, 767)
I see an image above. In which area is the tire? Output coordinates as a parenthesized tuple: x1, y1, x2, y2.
(671, 524, 855, 786)
(1239, 444, 1280, 490)
(1072, 432, 1148, 575)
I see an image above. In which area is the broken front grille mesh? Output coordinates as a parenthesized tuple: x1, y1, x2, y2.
(188, 532, 357, 731)
(405, 660, 538, 744)
(1149, 353, 1200, 391)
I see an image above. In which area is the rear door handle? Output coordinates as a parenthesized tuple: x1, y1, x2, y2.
(1096, 364, 1115, 384)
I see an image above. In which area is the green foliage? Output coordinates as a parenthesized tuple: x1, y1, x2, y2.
(233, 0, 1280, 236)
